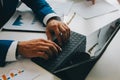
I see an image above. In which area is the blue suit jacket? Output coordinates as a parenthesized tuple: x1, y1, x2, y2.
(0, 0, 55, 66)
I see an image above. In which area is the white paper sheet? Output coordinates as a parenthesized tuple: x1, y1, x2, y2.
(0, 59, 40, 80)
(3, 11, 46, 32)
(73, 0, 119, 19)
(47, 0, 73, 16)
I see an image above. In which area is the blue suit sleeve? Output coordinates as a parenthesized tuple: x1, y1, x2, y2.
(0, 40, 14, 67)
(21, 0, 55, 24)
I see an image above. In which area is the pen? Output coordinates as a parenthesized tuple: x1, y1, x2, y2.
(66, 12, 76, 25)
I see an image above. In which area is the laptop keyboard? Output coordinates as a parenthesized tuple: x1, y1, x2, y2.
(31, 31, 86, 72)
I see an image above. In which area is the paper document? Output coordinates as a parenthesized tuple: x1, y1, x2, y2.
(0, 69, 39, 80)
(47, 0, 73, 16)
(0, 58, 61, 80)
(3, 11, 46, 32)
(73, 0, 118, 19)
(0, 59, 40, 80)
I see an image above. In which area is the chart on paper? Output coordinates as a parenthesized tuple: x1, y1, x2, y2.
(0, 68, 40, 80)
(3, 11, 46, 32)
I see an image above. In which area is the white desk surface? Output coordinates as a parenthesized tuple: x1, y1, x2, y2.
(0, 31, 47, 41)
(86, 29, 120, 80)
(0, 0, 120, 80)
(0, 59, 61, 80)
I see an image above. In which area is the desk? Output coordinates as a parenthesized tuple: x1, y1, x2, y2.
(86, 29, 120, 80)
(0, 0, 120, 80)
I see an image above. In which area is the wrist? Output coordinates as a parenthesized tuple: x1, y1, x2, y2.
(47, 16, 61, 25)
(16, 41, 22, 57)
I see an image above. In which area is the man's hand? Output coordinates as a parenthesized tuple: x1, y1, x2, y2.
(17, 39, 62, 60)
(87, 0, 95, 5)
(46, 19, 70, 45)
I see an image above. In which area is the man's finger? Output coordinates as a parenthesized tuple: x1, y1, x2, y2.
(46, 29, 53, 41)
(37, 52, 49, 60)
(92, 0, 95, 5)
(54, 27, 62, 46)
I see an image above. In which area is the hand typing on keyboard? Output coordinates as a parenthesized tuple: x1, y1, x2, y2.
(18, 23, 70, 60)
(32, 31, 87, 72)
(18, 39, 62, 60)
(46, 19, 70, 46)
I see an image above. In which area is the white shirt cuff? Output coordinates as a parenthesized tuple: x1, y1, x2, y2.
(5, 41, 18, 62)
(43, 13, 60, 25)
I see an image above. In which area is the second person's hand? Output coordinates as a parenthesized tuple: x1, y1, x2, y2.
(87, 0, 96, 5)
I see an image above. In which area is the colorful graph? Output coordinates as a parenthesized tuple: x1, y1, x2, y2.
(0, 69, 24, 80)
